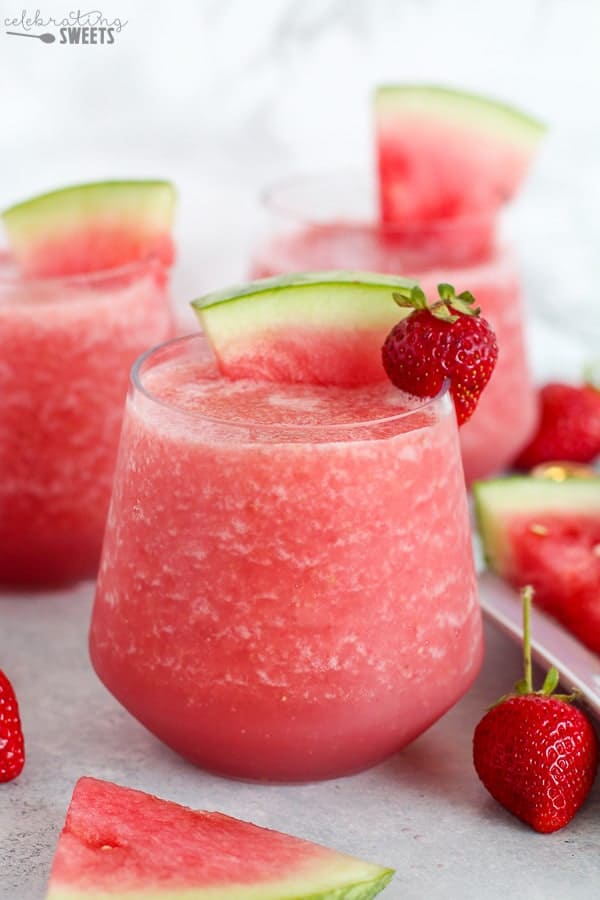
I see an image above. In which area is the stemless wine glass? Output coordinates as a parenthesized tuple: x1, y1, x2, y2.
(251, 171, 538, 483)
(0, 254, 173, 587)
(90, 332, 482, 783)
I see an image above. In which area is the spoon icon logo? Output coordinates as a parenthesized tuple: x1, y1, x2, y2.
(6, 30, 56, 42)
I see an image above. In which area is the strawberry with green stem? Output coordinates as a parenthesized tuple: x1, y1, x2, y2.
(381, 282, 498, 425)
(473, 586, 598, 833)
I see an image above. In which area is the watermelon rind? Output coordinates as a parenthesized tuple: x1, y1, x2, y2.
(473, 475, 600, 574)
(375, 84, 545, 148)
(47, 875, 394, 899)
(191, 271, 416, 385)
(193, 271, 415, 312)
(3, 180, 176, 234)
(46, 778, 394, 900)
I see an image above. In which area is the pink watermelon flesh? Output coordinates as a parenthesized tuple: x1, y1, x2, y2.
(377, 121, 528, 222)
(46, 778, 393, 899)
(502, 514, 600, 656)
(212, 327, 391, 387)
(23, 226, 174, 278)
(375, 87, 544, 225)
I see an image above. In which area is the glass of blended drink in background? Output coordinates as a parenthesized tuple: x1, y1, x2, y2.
(250, 172, 537, 483)
(0, 254, 173, 587)
(90, 329, 482, 783)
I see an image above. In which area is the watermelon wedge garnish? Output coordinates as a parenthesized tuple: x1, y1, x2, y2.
(2, 180, 176, 277)
(191, 271, 416, 386)
(375, 85, 545, 224)
(474, 475, 600, 656)
(46, 778, 394, 899)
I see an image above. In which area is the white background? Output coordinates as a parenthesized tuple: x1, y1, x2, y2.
(1, 0, 599, 364)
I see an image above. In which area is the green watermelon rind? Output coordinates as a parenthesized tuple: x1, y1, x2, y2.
(193, 271, 416, 311)
(46, 871, 394, 900)
(375, 84, 545, 148)
(2, 180, 176, 238)
(46, 869, 394, 899)
(191, 271, 417, 354)
(473, 476, 600, 574)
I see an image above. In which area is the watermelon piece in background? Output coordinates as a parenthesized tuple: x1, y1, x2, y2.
(46, 778, 394, 900)
(375, 85, 545, 224)
(2, 180, 176, 277)
(192, 270, 416, 386)
(474, 476, 600, 656)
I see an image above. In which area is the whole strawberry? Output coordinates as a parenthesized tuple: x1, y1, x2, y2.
(514, 382, 600, 469)
(381, 283, 498, 425)
(0, 669, 25, 783)
(473, 587, 598, 833)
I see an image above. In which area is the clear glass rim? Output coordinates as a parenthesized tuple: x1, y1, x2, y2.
(0, 251, 169, 287)
(131, 332, 451, 435)
(260, 168, 502, 232)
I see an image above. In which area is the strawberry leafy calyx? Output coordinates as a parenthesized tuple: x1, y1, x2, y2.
(491, 586, 577, 709)
(392, 282, 480, 324)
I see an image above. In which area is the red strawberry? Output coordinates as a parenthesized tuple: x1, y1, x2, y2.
(473, 587, 598, 833)
(514, 382, 600, 469)
(381, 283, 498, 425)
(0, 669, 25, 783)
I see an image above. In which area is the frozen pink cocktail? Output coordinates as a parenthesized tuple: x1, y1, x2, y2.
(0, 257, 173, 586)
(251, 174, 537, 482)
(90, 334, 482, 782)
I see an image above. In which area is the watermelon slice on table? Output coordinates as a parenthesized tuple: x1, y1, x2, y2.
(474, 475, 600, 657)
(2, 180, 176, 277)
(46, 778, 394, 899)
(191, 271, 416, 386)
(375, 85, 545, 224)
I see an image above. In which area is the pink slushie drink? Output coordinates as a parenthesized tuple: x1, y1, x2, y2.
(0, 258, 173, 586)
(90, 333, 482, 781)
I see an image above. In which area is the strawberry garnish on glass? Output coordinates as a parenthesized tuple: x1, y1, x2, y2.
(473, 586, 598, 833)
(381, 283, 498, 425)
